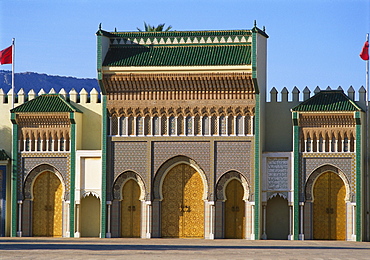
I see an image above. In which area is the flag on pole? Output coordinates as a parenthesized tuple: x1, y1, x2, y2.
(360, 40, 369, 60)
(0, 45, 12, 64)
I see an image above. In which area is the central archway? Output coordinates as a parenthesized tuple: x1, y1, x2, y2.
(161, 163, 204, 238)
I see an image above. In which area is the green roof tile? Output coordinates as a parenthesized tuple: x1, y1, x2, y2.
(0, 149, 9, 160)
(103, 45, 251, 67)
(291, 90, 363, 112)
(11, 94, 82, 113)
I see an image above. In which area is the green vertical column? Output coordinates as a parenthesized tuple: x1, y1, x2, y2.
(292, 112, 299, 240)
(254, 94, 260, 239)
(251, 24, 260, 240)
(69, 112, 76, 237)
(355, 111, 362, 241)
(10, 113, 18, 237)
(101, 95, 107, 238)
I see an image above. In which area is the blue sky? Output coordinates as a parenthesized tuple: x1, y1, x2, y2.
(0, 0, 369, 93)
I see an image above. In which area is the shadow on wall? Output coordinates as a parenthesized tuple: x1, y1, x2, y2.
(0, 126, 12, 155)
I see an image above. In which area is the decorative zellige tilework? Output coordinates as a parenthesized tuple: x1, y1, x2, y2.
(302, 154, 355, 194)
(215, 141, 252, 183)
(20, 153, 70, 199)
(152, 141, 210, 178)
(112, 141, 148, 180)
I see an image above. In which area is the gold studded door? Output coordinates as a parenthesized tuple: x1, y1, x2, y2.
(121, 179, 141, 237)
(225, 179, 245, 238)
(33, 171, 63, 237)
(162, 164, 204, 238)
(313, 172, 346, 240)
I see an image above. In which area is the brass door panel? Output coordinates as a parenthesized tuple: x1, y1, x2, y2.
(225, 179, 245, 239)
(33, 171, 63, 237)
(313, 172, 346, 240)
(162, 164, 204, 238)
(121, 179, 141, 237)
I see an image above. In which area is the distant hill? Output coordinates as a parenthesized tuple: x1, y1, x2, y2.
(0, 70, 100, 94)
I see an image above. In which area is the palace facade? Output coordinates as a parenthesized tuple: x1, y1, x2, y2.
(0, 24, 369, 241)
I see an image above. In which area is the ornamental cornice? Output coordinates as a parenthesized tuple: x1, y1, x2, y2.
(17, 114, 71, 128)
(108, 34, 252, 46)
(107, 105, 255, 117)
(299, 114, 356, 127)
(103, 72, 255, 93)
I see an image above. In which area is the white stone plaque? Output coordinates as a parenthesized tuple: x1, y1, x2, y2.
(267, 158, 288, 190)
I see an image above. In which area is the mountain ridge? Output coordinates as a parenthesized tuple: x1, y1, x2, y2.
(0, 70, 100, 94)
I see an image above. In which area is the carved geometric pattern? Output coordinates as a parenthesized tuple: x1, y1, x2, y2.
(153, 141, 210, 179)
(109, 35, 251, 46)
(305, 165, 351, 202)
(109, 105, 255, 118)
(20, 155, 69, 199)
(23, 164, 66, 200)
(112, 142, 147, 181)
(302, 155, 354, 199)
(112, 171, 146, 200)
(215, 141, 252, 183)
(216, 171, 250, 201)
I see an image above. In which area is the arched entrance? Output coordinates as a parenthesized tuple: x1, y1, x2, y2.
(225, 179, 245, 238)
(313, 171, 346, 240)
(32, 171, 63, 237)
(121, 179, 141, 237)
(266, 195, 289, 240)
(80, 194, 100, 237)
(161, 163, 204, 238)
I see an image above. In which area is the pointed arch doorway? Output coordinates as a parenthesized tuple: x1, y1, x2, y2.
(225, 179, 245, 238)
(313, 171, 346, 240)
(161, 163, 204, 238)
(121, 179, 141, 238)
(32, 171, 63, 237)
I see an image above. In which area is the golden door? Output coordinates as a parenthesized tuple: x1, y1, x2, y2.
(121, 179, 141, 237)
(313, 171, 346, 240)
(33, 171, 63, 237)
(225, 179, 245, 238)
(162, 164, 204, 238)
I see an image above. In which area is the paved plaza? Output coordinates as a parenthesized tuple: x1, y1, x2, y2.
(0, 238, 370, 259)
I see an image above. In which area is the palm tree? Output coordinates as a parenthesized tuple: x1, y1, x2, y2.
(137, 22, 172, 32)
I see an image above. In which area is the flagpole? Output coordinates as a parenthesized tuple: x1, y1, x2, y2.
(11, 38, 15, 109)
(366, 33, 369, 105)
(366, 33, 370, 242)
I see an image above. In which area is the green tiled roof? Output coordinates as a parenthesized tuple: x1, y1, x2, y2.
(0, 149, 9, 160)
(291, 90, 363, 112)
(11, 94, 82, 113)
(103, 45, 251, 67)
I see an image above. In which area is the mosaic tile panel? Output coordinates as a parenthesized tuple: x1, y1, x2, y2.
(20, 154, 70, 199)
(152, 141, 210, 177)
(112, 141, 148, 180)
(215, 141, 252, 183)
(304, 157, 352, 181)
(301, 154, 355, 199)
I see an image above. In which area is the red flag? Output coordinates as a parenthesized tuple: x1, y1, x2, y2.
(360, 41, 369, 60)
(0, 45, 12, 64)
